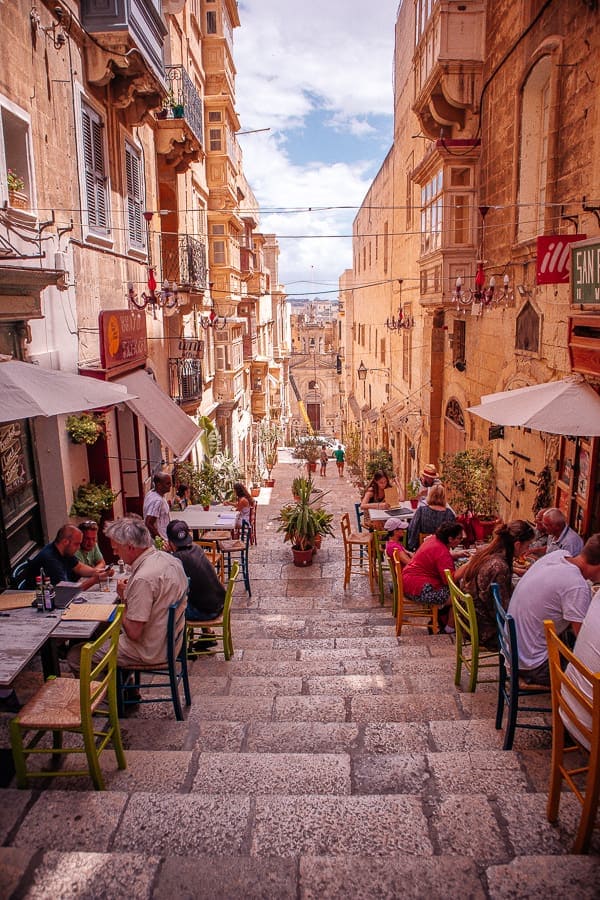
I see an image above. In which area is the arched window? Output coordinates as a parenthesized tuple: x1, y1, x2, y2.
(516, 301, 540, 353)
(517, 56, 552, 243)
(444, 398, 466, 454)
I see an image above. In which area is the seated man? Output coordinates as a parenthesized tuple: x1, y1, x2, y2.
(68, 517, 188, 672)
(563, 586, 600, 749)
(507, 535, 600, 685)
(543, 507, 584, 557)
(527, 507, 549, 559)
(166, 520, 226, 649)
(75, 520, 107, 570)
(25, 524, 102, 590)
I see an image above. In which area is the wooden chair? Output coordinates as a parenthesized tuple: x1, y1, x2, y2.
(544, 619, 600, 853)
(187, 562, 240, 661)
(220, 520, 251, 596)
(117, 590, 191, 721)
(340, 512, 374, 591)
(445, 569, 498, 692)
(249, 502, 257, 546)
(10, 606, 126, 790)
(201, 529, 231, 543)
(372, 529, 392, 606)
(492, 583, 551, 750)
(394, 553, 438, 636)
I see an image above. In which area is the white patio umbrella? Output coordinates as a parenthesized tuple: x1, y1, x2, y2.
(0, 358, 136, 423)
(467, 377, 600, 437)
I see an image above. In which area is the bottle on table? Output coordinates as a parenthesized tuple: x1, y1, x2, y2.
(118, 559, 125, 575)
(35, 576, 43, 612)
(42, 576, 54, 611)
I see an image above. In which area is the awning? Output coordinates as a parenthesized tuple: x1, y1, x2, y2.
(468, 376, 600, 436)
(117, 368, 201, 460)
(381, 398, 406, 430)
(348, 395, 361, 419)
(0, 358, 137, 422)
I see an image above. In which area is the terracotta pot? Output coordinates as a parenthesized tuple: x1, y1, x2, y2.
(251, 487, 260, 497)
(203, 505, 210, 511)
(265, 479, 275, 487)
(308, 462, 317, 473)
(292, 546, 314, 567)
(409, 499, 418, 509)
(472, 517, 498, 542)
(314, 534, 322, 549)
(8, 189, 28, 210)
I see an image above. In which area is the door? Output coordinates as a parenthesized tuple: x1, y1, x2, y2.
(306, 402, 321, 433)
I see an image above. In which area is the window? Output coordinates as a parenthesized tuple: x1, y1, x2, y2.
(213, 240, 225, 264)
(517, 56, 552, 243)
(516, 301, 540, 353)
(208, 111, 222, 123)
(209, 127, 222, 151)
(0, 101, 33, 211)
(125, 143, 144, 251)
(81, 101, 109, 235)
(421, 170, 442, 255)
(215, 345, 229, 370)
(451, 195, 470, 245)
(206, 10, 217, 33)
(452, 319, 466, 365)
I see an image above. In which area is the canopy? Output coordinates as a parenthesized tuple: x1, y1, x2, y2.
(0, 358, 136, 423)
(116, 368, 201, 460)
(467, 377, 600, 436)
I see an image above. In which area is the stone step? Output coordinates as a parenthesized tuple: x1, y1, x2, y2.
(3, 847, 599, 900)
(5, 788, 596, 863)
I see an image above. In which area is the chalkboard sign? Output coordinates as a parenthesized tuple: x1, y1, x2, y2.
(0, 421, 27, 496)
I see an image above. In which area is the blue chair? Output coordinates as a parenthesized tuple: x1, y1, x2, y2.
(492, 583, 551, 750)
(11, 560, 30, 589)
(117, 590, 191, 720)
(220, 520, 251, 596)
(354, 502, 364, 532)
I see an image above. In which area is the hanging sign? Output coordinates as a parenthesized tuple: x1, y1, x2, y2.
(536, 234, 586, 285)
(571, 238, 600, 306)
(99, 310, 148, 372)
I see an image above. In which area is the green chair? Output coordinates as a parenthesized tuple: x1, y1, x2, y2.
(10, 606, 126, 790)
(445, 569, 498, 692)
(372, 529, 393, 606)
(492, 582, 551, 750)
(187, 562, 240, 660)
(117, 590, 191, 720)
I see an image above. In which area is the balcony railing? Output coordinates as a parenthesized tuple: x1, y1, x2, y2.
(168, 357, 203, 405)
(159, 233, 208, 293)
(158, 65, 204, 147)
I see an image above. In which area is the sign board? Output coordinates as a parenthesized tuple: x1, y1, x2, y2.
(0, 421, 27, 496)
(99, 310, 147, 373)
(536, 234, 586, 285)
(572, 239, 600, 306)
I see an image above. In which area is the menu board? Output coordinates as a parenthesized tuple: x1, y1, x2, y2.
(0, 421, 27, 496)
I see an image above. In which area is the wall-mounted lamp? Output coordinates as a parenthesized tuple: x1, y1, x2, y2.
(451, 263, 514, 312)
(30, 6, 68, 49)
(128, 268, 178, 314)
(199, 291, 227, 329)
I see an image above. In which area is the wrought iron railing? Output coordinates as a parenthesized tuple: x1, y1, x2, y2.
(160, 65, 204, 147)
(168, 357, 203, 405)
(159, 233, 208, 292)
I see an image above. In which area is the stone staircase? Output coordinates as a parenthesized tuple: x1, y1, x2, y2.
(1, 456, 599, 898)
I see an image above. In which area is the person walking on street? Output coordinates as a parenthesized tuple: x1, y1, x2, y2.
(143, 472, 172, 541)
(320, 445, 329, 478)
(334, 444, 345, 478)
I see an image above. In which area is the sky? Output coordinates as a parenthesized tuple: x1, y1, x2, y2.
(234, 0, 398, 300)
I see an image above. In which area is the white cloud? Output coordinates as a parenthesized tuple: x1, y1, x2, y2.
(234, 0, 397, 292)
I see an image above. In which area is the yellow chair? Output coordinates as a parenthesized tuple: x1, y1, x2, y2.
(187, 561, 240, 660)
(445, 569, 498, 692)
(545, 620, 600, 853)
(340, 512, 374, 591)
(10, 606, 126, 791)
(394, 553, 438, 636)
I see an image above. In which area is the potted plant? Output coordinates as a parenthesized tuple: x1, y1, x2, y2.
(7, 169, 28, 209)
(277, 479, 334, 567)
(406, 477, 421, 509)
(292, 475, 310, 501)
(292, 435, 321, 473)
(70, 482, 117, 522)
(441, 449, 498, 542)
(259, 420, 280, 487)
(65, 412, 104, 446)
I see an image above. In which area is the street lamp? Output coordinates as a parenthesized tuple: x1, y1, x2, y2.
(357, 361, 390, 381)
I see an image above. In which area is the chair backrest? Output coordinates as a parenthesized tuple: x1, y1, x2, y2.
(239, 519, 251, 550)
(249, 502, 257, 545)
(372, 530, 388, 565)
(392, 550, 404, 602)
(354, 502, 364, 532)
(445, 568, 477, 643)
(11, 559, 30, 589)
(340, 512, 351, 544)
(492, 582, 518, 673)
(544, 619, 600, 753)
(80, 605, 124, 710)
(194, 539, 219, 567)
(222, 561, 240, 628)
(167, 588, 189, 670)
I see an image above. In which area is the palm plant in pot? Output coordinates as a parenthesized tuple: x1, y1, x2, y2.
(277, 478, 334, 567)
(292, 435, 321, 474)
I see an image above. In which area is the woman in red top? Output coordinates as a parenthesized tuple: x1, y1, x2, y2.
(401, 522, 464, 626)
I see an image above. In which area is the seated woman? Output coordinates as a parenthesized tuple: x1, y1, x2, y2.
(360, 471, 393, 527)
(401, 521, 465, 632)
(407, 484, 455, 551)
(384, 516, 412, 568)
(228, 482, 254, 533)
(172, 483, 190, 511)
(458, 519, 534, 650)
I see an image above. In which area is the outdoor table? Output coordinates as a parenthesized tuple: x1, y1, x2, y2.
(368, 507, 415, 525)
(0, 589, 118, 687)
(170, 504, 238, 533)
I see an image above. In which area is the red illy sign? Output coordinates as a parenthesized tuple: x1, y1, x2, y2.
(537, 234, 587, 285)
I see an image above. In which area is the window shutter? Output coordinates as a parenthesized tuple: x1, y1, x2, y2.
(125, 144, 144, 249)
(82, 103, 108, 233)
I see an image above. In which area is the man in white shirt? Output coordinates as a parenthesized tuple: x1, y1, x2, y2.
(508, 535, 600, 685)
(143, 472, 172, 540)
(562, 586, 600, 749)
(543, 507, 584, 556)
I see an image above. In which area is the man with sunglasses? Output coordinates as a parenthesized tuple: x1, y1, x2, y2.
(75, 521, 107, 571)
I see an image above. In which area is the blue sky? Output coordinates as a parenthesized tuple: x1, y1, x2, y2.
(234, 0, 398, 296)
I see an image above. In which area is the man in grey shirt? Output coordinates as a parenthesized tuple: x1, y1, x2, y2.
(542, 508, 584, 556)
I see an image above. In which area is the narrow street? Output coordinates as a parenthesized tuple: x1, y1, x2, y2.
(0, 454, 599, 898)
